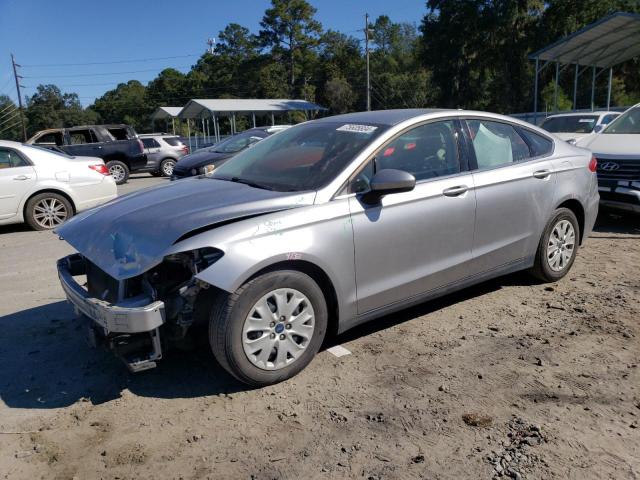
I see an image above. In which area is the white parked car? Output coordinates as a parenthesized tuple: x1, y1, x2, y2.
(0, 140, 117, 230)
(540, 111, 620, 142)
(577, 104, 640, 213)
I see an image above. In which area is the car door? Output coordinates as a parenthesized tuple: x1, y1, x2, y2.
(348, 119, 476, 314)
(141, 138, 162, 167)
(0, 147, 37, 220)
(65, 128, 102, 157)
(463, 118, 557, 273)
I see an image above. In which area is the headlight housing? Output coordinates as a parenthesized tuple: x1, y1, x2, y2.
(199, 164, 216, 175)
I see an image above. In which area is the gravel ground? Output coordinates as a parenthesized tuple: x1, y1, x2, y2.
(0, 175, 638, 480)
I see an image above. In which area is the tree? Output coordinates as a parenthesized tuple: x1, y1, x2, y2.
(91, 80, 148, 132)
(259, 0, 322, 91)
(25, 84, 98, 136)
(541, 81, 573, 112)
(324, 77, 354, 113)
(216, 23, 261, 60)
(0, 95, 22, 141)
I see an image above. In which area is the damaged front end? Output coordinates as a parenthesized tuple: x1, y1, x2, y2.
(57, 247, 223, 372)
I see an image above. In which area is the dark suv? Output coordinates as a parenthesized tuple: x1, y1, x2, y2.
(27, 124, 146, 184)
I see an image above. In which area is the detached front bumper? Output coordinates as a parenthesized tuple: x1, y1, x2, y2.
(57, 254, 165, 371)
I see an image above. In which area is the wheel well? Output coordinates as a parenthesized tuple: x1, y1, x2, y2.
(246, 260, 340, 337)
(23, 189, 76, 217)
(557, 199, 585, 244)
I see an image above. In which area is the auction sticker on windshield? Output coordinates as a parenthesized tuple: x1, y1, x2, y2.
(336, 124, 378, 134)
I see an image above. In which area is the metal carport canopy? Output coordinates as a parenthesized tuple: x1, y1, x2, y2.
(179, 98, 327, 119)
(528, 12, 640, 121)
(529, 12, 640, 68)
(150, 106, 183, 120)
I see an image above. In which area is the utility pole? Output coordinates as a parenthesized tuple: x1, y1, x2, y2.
(11, 53, 27, 141)
(365, 13, 371, 111)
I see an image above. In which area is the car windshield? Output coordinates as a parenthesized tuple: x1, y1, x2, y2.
(209, 131, 266, 154)
(212, 121, 387, 192)
(541, 115, 598, 133)
(603, 107, 640, 134)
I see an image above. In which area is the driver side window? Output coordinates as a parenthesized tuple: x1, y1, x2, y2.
(348, 120, 461, 193)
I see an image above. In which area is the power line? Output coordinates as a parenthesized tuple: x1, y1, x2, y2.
(23, 65, 194, 79)
(0, 105, 18, 120)
(0, 113, 21, 128)
(21, 53, 202, 68)
(0, 119, 22, 135)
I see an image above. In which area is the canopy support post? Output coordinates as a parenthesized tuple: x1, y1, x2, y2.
(271, 113, 275, 126)
(171, 118, 175, 135)
(533, 57, 539, 124)
(252, 112, 256, 128)
(607, 67, 613, 110)
(573, 63, 579, 110)
(553, 61, 560, 113)
(187, 119, 192, 152)
(591, 65, 596, 111)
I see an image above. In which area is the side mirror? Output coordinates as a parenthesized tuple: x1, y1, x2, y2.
(360, 169, 416, 205)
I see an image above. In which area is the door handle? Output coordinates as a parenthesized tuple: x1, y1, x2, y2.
(13, 175, 31, 180)
(442, 185, 469, 197)
(533, 169, 551, 179)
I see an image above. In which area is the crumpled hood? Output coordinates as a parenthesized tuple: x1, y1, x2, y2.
(57, 176, 313, 280)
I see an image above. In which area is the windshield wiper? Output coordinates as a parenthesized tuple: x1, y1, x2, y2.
(229, 177, 275, 191)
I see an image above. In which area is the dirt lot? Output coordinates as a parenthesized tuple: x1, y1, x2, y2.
(0, 175, 638, 479)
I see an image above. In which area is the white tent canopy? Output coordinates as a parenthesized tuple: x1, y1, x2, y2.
(150, 106, 182, 121)
(179, 98, 326, 119)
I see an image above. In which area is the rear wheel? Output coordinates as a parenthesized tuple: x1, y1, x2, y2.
(159, 158, 176, 177)
(209, 270, 327, 387)
(106, 160, 129, 185)
(531, 208, 579, 282)
(25, 192, 73, 231)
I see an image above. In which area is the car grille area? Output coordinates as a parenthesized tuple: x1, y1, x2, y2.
(86, 260, 120, 304)
(596, 158, 640, 181)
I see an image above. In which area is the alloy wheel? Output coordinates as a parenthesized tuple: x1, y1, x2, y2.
(162, 160, 176, 176)
(33, 197, 69, 229)
(109, 164, 126, 182)
(242, 288, 315, 371)
(546, 219, 575, 272)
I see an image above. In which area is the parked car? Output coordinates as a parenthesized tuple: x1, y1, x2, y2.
(0, 140, 116, 230)
(139, 134, 189, 177)
(26, 124, 146, 185)
(540, 111, 620, 142)
(56, 109, 598, 386)
(576, 103, 640, 213)
(172, 126, 290, 179)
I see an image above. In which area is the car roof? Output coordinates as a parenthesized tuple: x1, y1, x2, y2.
(314, 109, 450, 127)
(0, 140, 24, 148)
(544, 111, 619, 119)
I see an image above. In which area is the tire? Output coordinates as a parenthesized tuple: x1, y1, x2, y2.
(159, 158, 176, 177)
(209, 270, 328, 387)
(530, 207, 580, 282)
(106, 160, 129, 185)
(25, 192, 73, 231)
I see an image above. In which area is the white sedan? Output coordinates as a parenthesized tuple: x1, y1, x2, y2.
(0, 140, 117, 230)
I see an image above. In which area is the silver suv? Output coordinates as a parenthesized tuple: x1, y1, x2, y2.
(139, 134, 189, 177)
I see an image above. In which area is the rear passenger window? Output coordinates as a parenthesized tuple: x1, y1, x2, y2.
(0, 149, 28, 169)
(466, 120, 530, 169)
(519, 129, 553, 157)
(69, 129, 98, 144)
(141, 138, 160, 148)
(375, 120, 461, 182)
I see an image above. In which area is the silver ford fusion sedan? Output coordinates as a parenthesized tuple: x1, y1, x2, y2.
(56, 109, 599, 386)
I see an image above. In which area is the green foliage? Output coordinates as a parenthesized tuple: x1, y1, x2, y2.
(14, 0, 640, 136)
(541, 81, 573, 112)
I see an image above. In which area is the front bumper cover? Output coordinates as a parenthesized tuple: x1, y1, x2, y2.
(57, 254, 165, 334)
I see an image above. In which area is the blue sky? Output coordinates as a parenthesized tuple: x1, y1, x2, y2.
(0, 0, 427, 106)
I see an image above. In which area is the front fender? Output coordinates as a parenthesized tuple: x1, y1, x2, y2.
(167, 200, 358, 324)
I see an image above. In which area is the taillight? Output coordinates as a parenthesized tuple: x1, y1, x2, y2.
(588, 156, 597, 172)
(138, 139, 144, 153)
(182, 145, 189, 154)
(89, 164, 109, 175)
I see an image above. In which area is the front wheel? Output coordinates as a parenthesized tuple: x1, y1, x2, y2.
(209, 270, 327, 387)
(159, 158, 176, 177)
(531, 207, 580, 282)
(106, 160, 129, 185)
(25, 192, 73, 231)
